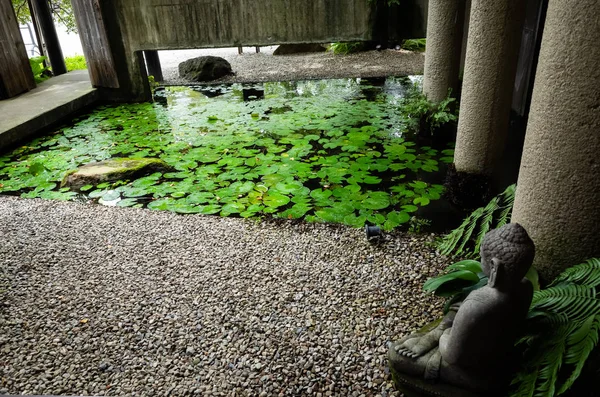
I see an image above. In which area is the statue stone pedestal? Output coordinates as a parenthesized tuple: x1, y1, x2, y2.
(391, 370, 487, 397)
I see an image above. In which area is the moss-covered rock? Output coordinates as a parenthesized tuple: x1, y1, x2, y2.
(61, 158, 174, 190)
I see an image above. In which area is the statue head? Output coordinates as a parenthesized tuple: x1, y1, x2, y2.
(480, 223, 535, 289)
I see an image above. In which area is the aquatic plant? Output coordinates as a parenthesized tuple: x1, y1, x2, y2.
(0, 79, 454, 229)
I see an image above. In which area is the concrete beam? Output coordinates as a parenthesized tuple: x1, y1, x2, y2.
(511, 0, 600, 281)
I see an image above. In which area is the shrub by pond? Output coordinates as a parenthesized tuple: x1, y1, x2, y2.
(0, 78, 454, 230)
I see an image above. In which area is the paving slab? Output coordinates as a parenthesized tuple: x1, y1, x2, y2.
(0, 70, 98, 151)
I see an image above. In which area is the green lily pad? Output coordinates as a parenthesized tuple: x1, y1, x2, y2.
(263, 192, 290, 208)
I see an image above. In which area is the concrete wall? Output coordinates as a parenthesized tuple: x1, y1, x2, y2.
(113, 0, 427, 51)
(117, 0, 367, 50)
(75, 0, 427, 100)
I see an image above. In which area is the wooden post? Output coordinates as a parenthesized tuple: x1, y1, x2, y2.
(27, 0, 45, 58)
(29, 0, 67, 75)
(0, 0, 36, 99)
(70, 0, 119, 88)
(144, 50, 163, 81)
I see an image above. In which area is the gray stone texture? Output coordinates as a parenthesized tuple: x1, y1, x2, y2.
(61, 158, 174, 190)
(453, 0, 526, 174)
(423, 0, 466, 103)
(511, 0, 600, 281)
(178, 56, 233, 82)
(0, 195, 450, 395)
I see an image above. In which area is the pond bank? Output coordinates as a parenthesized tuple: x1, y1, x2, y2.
(0, 195, 447, 396)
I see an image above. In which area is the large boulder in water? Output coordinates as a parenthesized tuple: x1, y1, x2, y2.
(273, 44, 327, 55)
(61, 158, 174, 190)
(178, 56, 233, 82)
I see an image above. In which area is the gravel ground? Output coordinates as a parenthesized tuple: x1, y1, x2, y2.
(0, 196, 449, 396)
(158, 47, 425, 85)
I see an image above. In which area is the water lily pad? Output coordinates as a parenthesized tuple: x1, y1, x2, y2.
(263, 192, 290, 208)
(362, 192, 390, 210)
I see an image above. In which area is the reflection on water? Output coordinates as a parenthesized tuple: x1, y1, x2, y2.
(152, 76, 424, 145)
(154, 76, 420, 107)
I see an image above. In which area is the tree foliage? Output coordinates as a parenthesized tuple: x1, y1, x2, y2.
(11, 0, 77, 33)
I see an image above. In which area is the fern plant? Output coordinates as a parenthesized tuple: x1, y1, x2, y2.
(399, 87, 459, 135)
(511, 258, 600, 396)
(328, 42, 365, 55)
(438, 184, 516, 258)
(401, 38, 426, 52)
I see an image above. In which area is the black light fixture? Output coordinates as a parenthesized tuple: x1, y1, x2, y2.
(365, 224, 382, 240)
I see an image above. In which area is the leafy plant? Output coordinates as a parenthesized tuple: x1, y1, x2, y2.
(401, 38, 426, 52)
(399, 86, 458, 134)
(423, 259, 487, 313)
(65, 55, 87, 71)
(328, 42, 366, 55)
(424, 257, 540, 313)
(429, 94, 457, 130)
(148, 75, 159, 95)
(29, 56, 50, 84)
(511, 258, 600, 397)
(438, 184, 516, 258)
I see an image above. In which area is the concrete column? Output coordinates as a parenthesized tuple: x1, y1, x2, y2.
(453, 0, 526, 175)
(511, 0, 600, 281)
(423, 0, 466, 102)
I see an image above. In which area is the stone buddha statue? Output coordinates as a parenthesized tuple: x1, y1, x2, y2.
(388, 223, 535, 396)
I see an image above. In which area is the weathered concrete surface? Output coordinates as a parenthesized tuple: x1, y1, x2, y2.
(115, 0, 426, 51)
(453, 0, 526, 175)
(77, 0, 427, 101)
(423, 0, 466, 102)
(512, 0, 600, 281)
(0, 70, 98, 151)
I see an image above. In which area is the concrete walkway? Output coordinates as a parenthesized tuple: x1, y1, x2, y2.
(0, 70, 98, 151)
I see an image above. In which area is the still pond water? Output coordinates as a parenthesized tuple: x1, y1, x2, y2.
(0, 77, 453, 230)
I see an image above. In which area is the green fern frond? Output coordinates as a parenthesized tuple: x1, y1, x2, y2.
(437, 184, 516, 258)
(495, 186, 515, 228)
(454, 207, 483, 257)
(473, 196, 500, 253)
(551, 258, 600, 288)
(534, 324, 573, 397)
(558, 314, 600, 394)
(531, 284, 600, 323)
(511, 259, 600, 397)
(510, 368, 538, 397)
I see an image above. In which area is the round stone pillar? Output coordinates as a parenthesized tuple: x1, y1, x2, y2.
(422, 0, 466, 103)
(511, 0, 600, 281)
(453, 0, 526, 175)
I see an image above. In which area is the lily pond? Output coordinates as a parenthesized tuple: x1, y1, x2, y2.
(0, 77, 454, 230)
